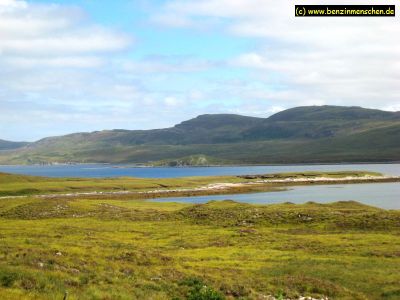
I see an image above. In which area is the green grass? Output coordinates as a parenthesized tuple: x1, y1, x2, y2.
(0, 171, 398, 299)
(0, 172, 239, 197)
(0, 196, 399, 299)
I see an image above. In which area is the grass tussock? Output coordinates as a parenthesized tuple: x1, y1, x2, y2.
(0, 195, 399, 299)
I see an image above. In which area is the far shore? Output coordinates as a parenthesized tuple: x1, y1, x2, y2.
(1, 161, 400, 168)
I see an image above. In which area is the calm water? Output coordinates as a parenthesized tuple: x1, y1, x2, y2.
(0, 163, 399, 178)
(1, 163, 399, 209)
(152, 182, 400, 210)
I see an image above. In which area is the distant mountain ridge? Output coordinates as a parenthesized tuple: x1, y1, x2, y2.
(0, 139, 29, 151)
(1, 105, 399, 165)
(268, 106, 400, 121)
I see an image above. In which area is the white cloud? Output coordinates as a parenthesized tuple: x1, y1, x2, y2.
(268, 106, 285, 114)
(150, 13, 194, 28)
(1, 30, 130, 55)
(164, 96, 180, 106)
(155, 0, 400, 111)
(121, 56, 215, 73)
(0, 0, 131, 62)
(384, 104, 400, 112)
(0, 0, 27, 12)
(1, 0, 399, 141)
(0, 0, 138, 140)
(4, 56, 104, 68)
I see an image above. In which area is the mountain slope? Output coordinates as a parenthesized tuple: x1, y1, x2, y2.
(1, 105, 399, 164)
(268, 105, 400, 121)
(0, 139, 29, 151)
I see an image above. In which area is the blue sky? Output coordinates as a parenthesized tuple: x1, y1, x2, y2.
(0, 0, 399, 141)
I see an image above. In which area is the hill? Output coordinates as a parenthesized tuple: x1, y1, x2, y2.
(268, 105, 400, 121)
(0, 105, 399, 165)
(0, 139, 29, 151)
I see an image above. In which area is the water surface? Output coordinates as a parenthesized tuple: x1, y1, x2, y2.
(0, 163, 399, 178)
(152, 182, 400, 210)
(1, 163, 398, 209)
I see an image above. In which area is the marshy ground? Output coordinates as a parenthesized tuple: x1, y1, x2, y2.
(0, 172, 399, 299)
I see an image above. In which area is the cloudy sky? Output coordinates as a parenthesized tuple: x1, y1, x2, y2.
(1, 0, 399, 141)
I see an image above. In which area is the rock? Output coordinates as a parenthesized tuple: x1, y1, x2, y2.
(150, 276, 162, 281)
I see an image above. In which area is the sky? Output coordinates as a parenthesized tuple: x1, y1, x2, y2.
(0, 0, 399, 141)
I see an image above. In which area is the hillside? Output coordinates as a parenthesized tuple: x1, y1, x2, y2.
(268, 105, 400, 121)
(0, 139, 29, 151)
(1, 105, 399, 165)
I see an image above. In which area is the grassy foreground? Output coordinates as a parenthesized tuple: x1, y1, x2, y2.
(0, 195, 399, 299)
(0, 171, 399, 299)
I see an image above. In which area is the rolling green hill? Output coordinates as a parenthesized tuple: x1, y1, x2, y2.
(1, 105, 399, 165)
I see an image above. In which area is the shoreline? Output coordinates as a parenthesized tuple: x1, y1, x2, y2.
(1, 174, 399, 200)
